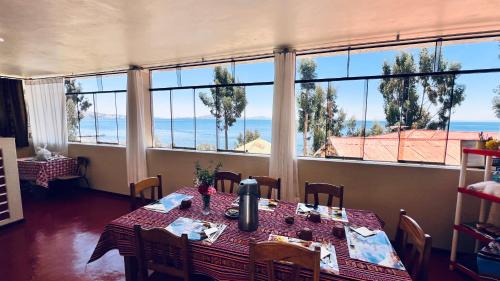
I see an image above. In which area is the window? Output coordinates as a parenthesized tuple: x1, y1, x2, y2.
(171, 89, 195, 149)
(295, 81, 327, 157)
(441, 38, 500, 70)
(447, 72, 500, 164)
(326, 80, 367, 159)
(195, 88, 217, 151)
(296, 52, 349, 79)
(349, 43, 435, 77)
(363, 79, 399, 162)
(65, 74, 127, 145)
(151, 91, 172, 148)
(296, 36, 500, 165)
(241, 85, 273, 154)
(151, 59, 274, 154)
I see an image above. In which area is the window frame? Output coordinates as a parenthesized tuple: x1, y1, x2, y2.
(65, 74, 128, 146)
(67, 35, 500, 166)
(294, 67, 500, 165)
(149, 60, 275, 154)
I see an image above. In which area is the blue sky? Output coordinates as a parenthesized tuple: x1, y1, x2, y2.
(72, 39, 500, 122)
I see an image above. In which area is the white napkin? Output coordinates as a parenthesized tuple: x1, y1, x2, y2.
(320, 245, 331, 259)
(299, 204, 312, 213)
(204, 227, 218, 237)
(351, 226, 376, 237)
(143, 203, 167, 213)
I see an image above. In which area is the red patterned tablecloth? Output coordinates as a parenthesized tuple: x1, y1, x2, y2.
(89, 187, 411, 281)
(17, 156, 78, 188)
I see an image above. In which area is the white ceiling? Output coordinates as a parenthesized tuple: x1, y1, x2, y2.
(1, 0, 500, 78)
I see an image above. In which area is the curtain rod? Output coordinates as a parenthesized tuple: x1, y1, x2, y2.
(296, 29, 500, 56)
(146, 53, 274, 71)
(146, 66, 500, 92)
(24, 53, 275, 80)
(22, 29, 500, 80)
(0, 75, 23, 80)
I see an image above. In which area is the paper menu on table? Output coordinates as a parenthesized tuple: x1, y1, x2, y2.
(159, 193, 193, 212)
(295, 203, 348, 223)
(143, 193, 193, 213)
(345, 226, 405, 270)
(231, 197, 278, 212)
(143, 203, 168, 213)
(298, 204, 312, 213)
(166, 217, 227, 244)
(268, 234, 339, 275)
(351, 226, 376, 237)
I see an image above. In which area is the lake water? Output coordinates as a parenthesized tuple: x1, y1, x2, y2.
(77, 117, 499, 154)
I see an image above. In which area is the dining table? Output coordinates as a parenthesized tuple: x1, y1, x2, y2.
(17, 156, 78, 188)
(88, 187, 412, 281)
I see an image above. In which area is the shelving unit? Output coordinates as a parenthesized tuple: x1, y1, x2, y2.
(0, 138, 23, 228)
(0, 150, 9, 222)
(450, 148, 500, 280)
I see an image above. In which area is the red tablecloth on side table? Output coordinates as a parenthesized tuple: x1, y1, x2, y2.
(17, 157, 78, 188)
(89, 187, 411, 281)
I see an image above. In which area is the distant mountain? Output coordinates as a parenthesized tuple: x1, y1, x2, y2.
(152, 115, 272, 120)
(246, 116, 272, 120)
(85, 112, 126, 119)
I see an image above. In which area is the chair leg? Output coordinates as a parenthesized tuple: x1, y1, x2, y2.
(83, 177, 90, 188)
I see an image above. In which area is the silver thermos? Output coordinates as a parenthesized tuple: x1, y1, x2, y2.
(238, 179, 259, 232)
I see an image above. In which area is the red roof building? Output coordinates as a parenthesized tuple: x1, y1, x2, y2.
(315, 130, 498, 165)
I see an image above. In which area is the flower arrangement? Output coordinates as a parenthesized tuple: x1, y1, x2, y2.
(477, 132, 498, 150)
(194, 161, 221, 195)
(194, 161, 222, 215)
(485, 139, 499, 150)
(478, 132, 493, 142)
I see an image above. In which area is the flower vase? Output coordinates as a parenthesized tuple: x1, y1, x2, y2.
(202, 195, 211, 215)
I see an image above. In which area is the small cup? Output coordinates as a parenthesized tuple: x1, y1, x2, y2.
(296, 228, 313, 241)
(179, 199, 192, 209)
(285, 216, 295, 225)
(306, 211, 322, 223)
(332, 226, 345, 239)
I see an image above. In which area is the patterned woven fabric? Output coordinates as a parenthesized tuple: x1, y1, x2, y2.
(17, 157, 78, 187)
(89, 187, 411, 281)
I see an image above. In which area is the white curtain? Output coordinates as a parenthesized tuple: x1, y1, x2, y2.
(126, 69, 149, 185)
(269, 50, 299, 202)
(24, 78, 67, 155)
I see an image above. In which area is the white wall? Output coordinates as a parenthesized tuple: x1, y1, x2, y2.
(69, 143, 485, 250)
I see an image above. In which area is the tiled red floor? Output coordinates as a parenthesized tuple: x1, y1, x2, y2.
(0, 187, 472, 281)
(0, 188, 129, 281)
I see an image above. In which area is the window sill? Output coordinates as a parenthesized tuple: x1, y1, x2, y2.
(68, 142, 126, 148)
(298, 156, 463, 171)
(146, 147, 271, 158)
(147, 147, 469, 171)
(69, 143, 481, 172)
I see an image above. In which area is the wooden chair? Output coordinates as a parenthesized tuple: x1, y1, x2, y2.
(134, 225, 190, 281)
(249, 238, 321, 281)
(55, 156, 90, 187)
(130, 175, 163, 211)
(304, 182, 344, 208)
(394, 209, 432, 281)
(249, 176, 281, 200)
(214, 171, 241, 194)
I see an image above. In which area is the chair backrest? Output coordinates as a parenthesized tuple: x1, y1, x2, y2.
(76, 156, 89, 177)
(249, 176, 281, 200)
(249, 238, 320, 281)
(394, 209, 432, 281)
(215, 171, 241, 194)
(134, 225, 190, 281)
(304, 182, 344, 208)
(130, 175, 163, 210)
